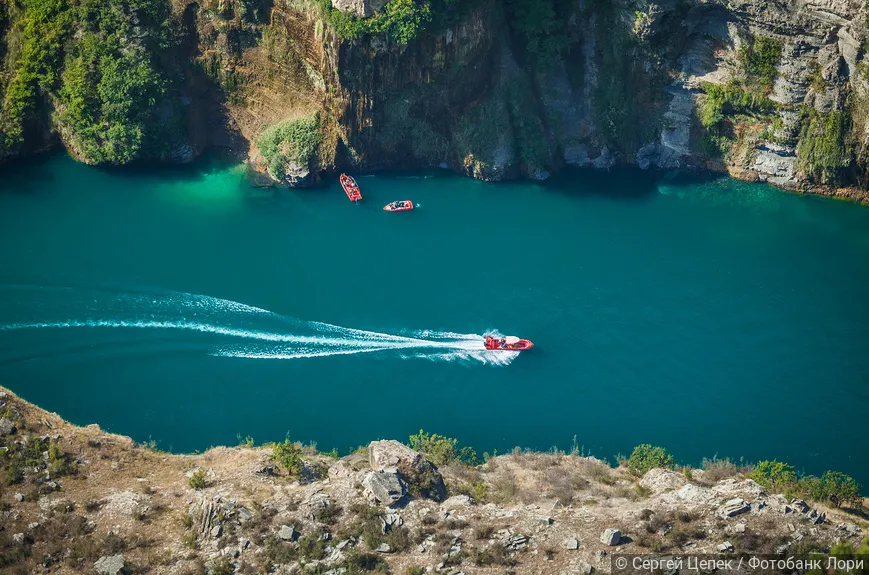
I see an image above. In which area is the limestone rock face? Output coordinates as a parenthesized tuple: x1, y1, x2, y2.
(331, 0, 386, 18)
(368, 440, 447, 502)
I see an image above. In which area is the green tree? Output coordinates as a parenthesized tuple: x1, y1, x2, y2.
(188, 469, 207, 490)
(272, 439, 304, 477)
(748, 460, 797, 492)
(820, 471, 862, 509)
(626, 444, 675, 476)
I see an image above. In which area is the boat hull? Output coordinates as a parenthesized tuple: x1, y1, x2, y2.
(384, 201, 414, 212)
(340, 174, 362, 202)
(484, 337, 534, 351)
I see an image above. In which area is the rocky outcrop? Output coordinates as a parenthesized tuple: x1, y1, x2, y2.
(363, 468, 407, 506)
(369, 440, 448, 501)
(0, 386, 865, 575)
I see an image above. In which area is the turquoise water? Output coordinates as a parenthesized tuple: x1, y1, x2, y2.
(1, 153, 868, 483)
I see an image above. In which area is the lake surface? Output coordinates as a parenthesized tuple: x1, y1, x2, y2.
(1, 153, 868, 483)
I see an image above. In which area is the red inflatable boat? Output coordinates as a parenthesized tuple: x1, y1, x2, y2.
(384, 200, 414, 212)
(485, 335, 534, 351)
(340, 174, 362, 202)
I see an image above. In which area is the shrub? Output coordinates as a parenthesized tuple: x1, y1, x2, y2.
(627, 444, 675, 476)
(210, 555, 234, 575)
(271, 439, 304, 477)
(818, 471, 862, 508)
(748, 460, 797, 492)
(408, 429, 478, 466)
(188, 469, 207, 490)
(457, 480, 487, 502)
(257, 114, 322, 180)
(700, 456, 740, 483)
(504, 0, 572, 64)
(318, 0, 475, 45)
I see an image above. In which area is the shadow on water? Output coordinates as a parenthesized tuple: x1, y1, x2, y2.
(0, 149, 65, 195)
(106, 147, 244, 185)
(0, 148, 246, 196)
(536, 166, 659, 201)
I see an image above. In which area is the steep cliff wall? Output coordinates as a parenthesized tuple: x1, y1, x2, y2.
(1, 0, 868, 200)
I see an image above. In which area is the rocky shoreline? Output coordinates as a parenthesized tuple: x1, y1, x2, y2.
(0, 386, 866, 574)
(4, 0, 869, 204)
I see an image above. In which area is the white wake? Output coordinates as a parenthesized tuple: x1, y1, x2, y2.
(0, 287, 523, 366)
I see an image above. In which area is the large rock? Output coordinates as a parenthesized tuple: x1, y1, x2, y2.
(441, 495, 473, 510)
(368, 440, 447, 502)
(94, 555, 125, 575)
(600, 528, 621, 546)
(719, 498, 750, 518)
(278, 525, 299, 542)
(331, 0, 386, 18)
(639, 468, 687, 494)
(0, 418, 16, 435)
(363, 469, 407, 507)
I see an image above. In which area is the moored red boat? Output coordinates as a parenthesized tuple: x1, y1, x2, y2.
(340, 174, 362, 202)
(484, 335, 534, 351)
(384, 200, 414, 212)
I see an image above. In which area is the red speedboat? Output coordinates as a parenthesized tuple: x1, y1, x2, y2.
(485, 335, 534, 351)
(340, 174, 362, 202)
(384, 200, 414, 212)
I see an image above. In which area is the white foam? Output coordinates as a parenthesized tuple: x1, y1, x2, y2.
(0, 288, 524, 367)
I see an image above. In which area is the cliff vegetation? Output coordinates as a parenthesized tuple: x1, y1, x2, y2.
(2, 0, 869, 201)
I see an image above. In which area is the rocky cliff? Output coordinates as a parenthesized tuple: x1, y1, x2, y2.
(2, 0, 869, 200)
(0, 387, 866, 574)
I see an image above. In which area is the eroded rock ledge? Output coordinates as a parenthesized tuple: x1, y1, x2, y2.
(0, 387, 865, 574)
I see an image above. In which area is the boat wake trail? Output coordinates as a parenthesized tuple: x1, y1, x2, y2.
(0, 286, 519, 366)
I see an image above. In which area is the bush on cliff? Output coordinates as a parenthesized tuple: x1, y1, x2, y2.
(749, 460, 797, 492)
(796, 107, 854, 186)
(503, 0, 572, 65)
(750, 460, 862, 508)
(257, 114, 322, 180)
(409, 429, 478, 467)
(1, 0, 178, 161)
(0, 0, 72, 152)
(318, 0, 473, 45)
(626, 444, 675, 476)
(271, 438, 304, 477)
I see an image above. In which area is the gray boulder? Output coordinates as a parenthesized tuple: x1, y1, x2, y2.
(719, 498, 750, 518)
(0, 418, 16, 436)
(363, 469, 407, 507)
(94, 555, 125, 575)
(563, 536, 580, 550)
(278, 525, 299, 542)
(441, 495, 473, 509)
(368, 440, 447, 502)
(600, 528, 621, 546)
